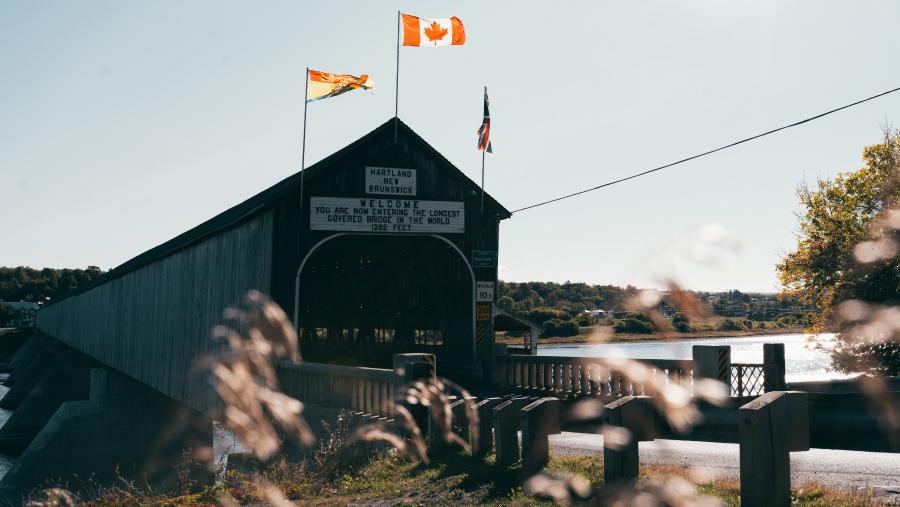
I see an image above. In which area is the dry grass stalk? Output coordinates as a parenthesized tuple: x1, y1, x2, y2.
(351, 404, 429, 464)
(207, 290, 314, 462)
(523, 471, 592, 505)
(23, 488, 79, 507)
(599, 476, 725, 507)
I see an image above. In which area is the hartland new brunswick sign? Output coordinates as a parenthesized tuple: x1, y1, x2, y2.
(365, 166, 416, 196)
(310, 167, 465, 233)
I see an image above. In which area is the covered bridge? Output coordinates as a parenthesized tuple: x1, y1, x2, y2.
(36, 118, 512, 413)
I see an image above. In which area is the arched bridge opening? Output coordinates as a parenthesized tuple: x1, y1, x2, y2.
(295, 234, 474, 369)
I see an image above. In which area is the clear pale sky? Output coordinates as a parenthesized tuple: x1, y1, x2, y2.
(2, 1, 899, 292)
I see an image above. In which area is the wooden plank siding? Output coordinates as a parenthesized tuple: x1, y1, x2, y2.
(36, 212, 274, 414)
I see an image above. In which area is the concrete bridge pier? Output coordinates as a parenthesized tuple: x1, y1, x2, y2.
(0, 336, 97, 453)
(0, 368, 213, 502)
(2, 335, 44, 387)
(0, 342, 54, 410)
(0, 361, 93, 454)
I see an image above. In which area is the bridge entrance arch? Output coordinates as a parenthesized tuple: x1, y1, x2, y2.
(293, 233, 475, 369)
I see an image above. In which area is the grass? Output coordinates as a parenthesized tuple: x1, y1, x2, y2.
(79, 452, 885, 506)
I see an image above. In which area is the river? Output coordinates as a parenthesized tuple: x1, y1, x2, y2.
(538, 333, 856, 383)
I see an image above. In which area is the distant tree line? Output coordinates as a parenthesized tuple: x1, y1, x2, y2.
(496, 281, 640, 315)
(497, 282, 812, 338)
(0, 266, 106, 304)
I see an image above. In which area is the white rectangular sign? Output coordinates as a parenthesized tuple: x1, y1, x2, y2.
(366, 166, 416, 196)
(310, 196, 465, 233)
(476, 281, 494, 303)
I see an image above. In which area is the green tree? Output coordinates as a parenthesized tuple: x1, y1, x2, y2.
(777, 128, 900, 374)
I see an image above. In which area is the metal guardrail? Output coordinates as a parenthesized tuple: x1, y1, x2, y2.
(277, 361, 398, 418)
(495, 355, 694, 398)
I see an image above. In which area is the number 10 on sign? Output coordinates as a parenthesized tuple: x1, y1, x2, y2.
(476, 281, 494, 303)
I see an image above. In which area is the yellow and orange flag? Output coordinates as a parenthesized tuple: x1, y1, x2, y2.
(306, 70, 374, 102)
(401, 14, 465, 47)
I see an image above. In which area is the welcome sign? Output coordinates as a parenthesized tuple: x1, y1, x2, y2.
(310, 196, 465, 233)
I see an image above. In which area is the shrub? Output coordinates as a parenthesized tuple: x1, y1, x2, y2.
(717, 318, 746, 331)
(613, 313, 654, 334)
(671, 312, 692, 333)
(576, 313, 595, 327)
(526, 307, 569, 326)
(541, 318, 579, 337)
(776, 315, 795, 327)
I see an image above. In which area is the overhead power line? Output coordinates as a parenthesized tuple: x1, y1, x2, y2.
(512, 85, 900, 214)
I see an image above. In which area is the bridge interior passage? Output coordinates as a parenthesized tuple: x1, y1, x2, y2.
(297, 235, 473, 368)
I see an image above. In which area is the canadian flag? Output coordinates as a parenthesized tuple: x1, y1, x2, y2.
(401, 14, 465, 47)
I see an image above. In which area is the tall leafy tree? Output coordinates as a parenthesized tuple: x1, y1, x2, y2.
(778, 128, 900, 374)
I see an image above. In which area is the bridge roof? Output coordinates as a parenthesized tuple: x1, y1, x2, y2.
(46, 117, 512, 307)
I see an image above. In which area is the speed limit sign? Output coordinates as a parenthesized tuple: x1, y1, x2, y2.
(476, 281, 494, 303)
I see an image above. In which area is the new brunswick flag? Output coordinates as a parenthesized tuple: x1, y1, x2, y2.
(306, 70, 374, 102)
(401, 14, 465, 47)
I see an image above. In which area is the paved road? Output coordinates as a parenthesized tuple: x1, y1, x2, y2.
(550, 432, 900, 503)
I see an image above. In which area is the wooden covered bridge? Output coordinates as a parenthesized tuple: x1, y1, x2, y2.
(40, 117, 511, 403)
(0, 118, 517, 498)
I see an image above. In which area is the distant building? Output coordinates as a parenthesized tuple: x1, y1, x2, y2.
(585, 309, 608, 318)
(0, 302, 40, 328)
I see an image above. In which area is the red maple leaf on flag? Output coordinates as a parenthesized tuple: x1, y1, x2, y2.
(424, 21, 448, 41)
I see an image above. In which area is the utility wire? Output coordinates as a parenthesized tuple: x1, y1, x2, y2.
(512, 85, 900, 214)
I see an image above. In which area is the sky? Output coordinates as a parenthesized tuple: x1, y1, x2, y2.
(2, 1, 899, 292)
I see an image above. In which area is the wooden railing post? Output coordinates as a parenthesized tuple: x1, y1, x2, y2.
(692, 345, 731, 387)
(393, 353, 435, 433)
(449, 397, 477, 445)
(474, 397, 502, 456)
(739, 391, 809, 507)
(521, 398, 561, 476)
(393, 353, 436, 383)
(493, 400, 520, 466)
(493, 346, 508, 386)
(763, 343, 787, 392)
(602, 396, 655, 484)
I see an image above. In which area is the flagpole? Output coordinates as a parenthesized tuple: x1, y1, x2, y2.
(300, 67, 309, 210)
(480, 150, 485, 215)
(394, 10, 400, 142)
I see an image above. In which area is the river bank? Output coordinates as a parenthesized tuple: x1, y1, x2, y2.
(496, 325, 808, 346)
